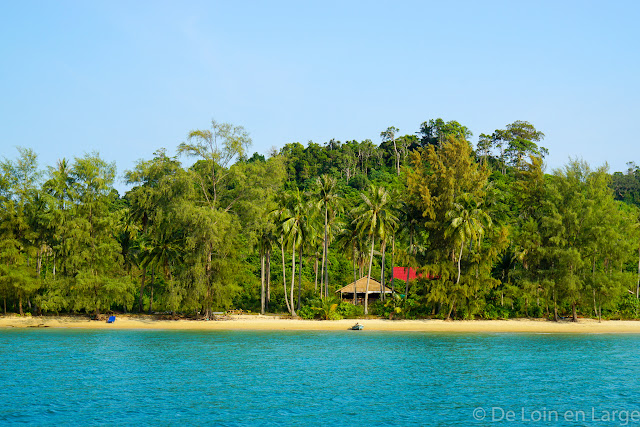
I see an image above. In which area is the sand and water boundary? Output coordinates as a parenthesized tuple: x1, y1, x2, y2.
(3, 314, 640, 333)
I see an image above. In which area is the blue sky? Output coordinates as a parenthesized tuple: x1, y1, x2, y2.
(1, 0, 638, 193)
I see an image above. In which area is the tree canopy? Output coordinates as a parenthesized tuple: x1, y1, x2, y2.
(1, 118, 638, 321)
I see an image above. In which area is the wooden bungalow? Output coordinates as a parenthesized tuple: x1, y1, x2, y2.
(335, 276, 393, 305)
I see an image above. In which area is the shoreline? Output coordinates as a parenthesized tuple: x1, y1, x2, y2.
(2, 314, 640, 333)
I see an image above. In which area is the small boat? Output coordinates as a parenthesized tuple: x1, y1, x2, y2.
(350, 323, 363, 330)
(107, 315, 116, 323)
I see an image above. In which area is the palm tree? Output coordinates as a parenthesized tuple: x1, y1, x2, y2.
(43, 158, 74, 280)
(271, 193, 292, 315)
(444, 193, 491, 318)
(314, 175, 341, 299)
(397, 200, 422, 297)
(140, 225, 184, 316)
(282, 189, 303, 316)
(632, 212, 640, 299)
(287, 189, 318, 312)
(380, 126, 400, 176)
(335, 212, 363, 305)
(354, 185, 397, 314)
(279, 189, 315, 315)
(258, 226, 277, 314)
(378, 192, 398, 302)
(300, 210, 321, 306)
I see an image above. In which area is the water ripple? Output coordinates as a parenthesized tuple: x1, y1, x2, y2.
(1, 330, 640, 425)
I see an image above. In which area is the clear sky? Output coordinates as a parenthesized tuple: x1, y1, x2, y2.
(2, 0, 638, 194)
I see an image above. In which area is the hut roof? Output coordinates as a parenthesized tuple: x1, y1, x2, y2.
(335, 276, 393, 294)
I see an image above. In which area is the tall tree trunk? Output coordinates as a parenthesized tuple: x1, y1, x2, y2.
(260, 251, 266, 315)
(393, 136, 400, 176)
(380, 243, 386, 302)
(205, 250, 213, 319)
(636, 244, 640, 299)
(139, 267, 146, 313)
(456, 241, 464, 285)
(364, 237, 375, 315)
(297, 244, 303, 310)
(324, 206, 329, 299)
(447, 242, 464, 320)
(447, 298, 456, 320)
(148, 267, 155, 315)
(52, 252, 56, 280)
(320, 241, 325, 298)
(314, 251, 318, 293)
(18, 295, 23, 316)
(290, 244, 296, 316)
(572, 302, 577, 322)
(37, 249, 42, 279)
(352, 243, 357, 305)
(553, 289, 558, 322)
(592, 258, 599, 320)
(281, 241, 291, 314)
(266, 249, 271, 312)
(405, 266, 410, 298)
(406, 232, 414, 297)
(391, 236, 395, 294)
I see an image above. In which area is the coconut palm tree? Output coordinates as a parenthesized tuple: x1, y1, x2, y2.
(271, 193, 292, 315)
(335, 211, 364, 304)
(282, 189, 303, 316)
(378, 193, 398, 302)
(629, 212, 640, 299)
(43, 158, 74, 280)
(397, 199, 423, 297)
(140, 225, 184, 316)
(280, 188, 316, 315)
(444, 193, 491, 318)
(354, 185, 397, 314)
(314, 175, 341, 298)
(258, 225, 277, 314)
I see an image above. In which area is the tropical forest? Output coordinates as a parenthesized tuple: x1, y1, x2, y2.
(2, 118, 640, 321)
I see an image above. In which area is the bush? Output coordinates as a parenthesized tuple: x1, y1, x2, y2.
(527, 304, 543, 318)
(315, 297, 342, 320)
(618, 294, 639, 319)
(336, 302, 364, 318)
(482, 303, 510, 320)
(370, 295, 418, 319)
(297, 305, 317, 320)
(298, 297, 343, 320)
(348, 174, 369, 190)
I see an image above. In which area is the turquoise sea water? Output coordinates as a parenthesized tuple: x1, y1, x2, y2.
(1, 330, 640, 426)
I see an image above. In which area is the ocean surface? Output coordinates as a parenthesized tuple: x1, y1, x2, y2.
(1, 329, 640, 426)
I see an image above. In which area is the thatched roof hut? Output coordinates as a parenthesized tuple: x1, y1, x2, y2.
(336, 276, 393, 304)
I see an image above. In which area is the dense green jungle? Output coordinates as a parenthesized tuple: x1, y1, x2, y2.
(2, 118, 640, 321)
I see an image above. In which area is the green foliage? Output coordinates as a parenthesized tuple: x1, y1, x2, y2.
(297, 305, 317, 319)
(336, 301, 364, 318)
(313, 297, 341, 320)
(617, 294, 640, 319)
(481, 303, 511, 320)
(1, 118, 639, 322)
(419, 118, 472, 147)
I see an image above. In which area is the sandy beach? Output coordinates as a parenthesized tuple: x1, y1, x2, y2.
(2, 314, 640, 333)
